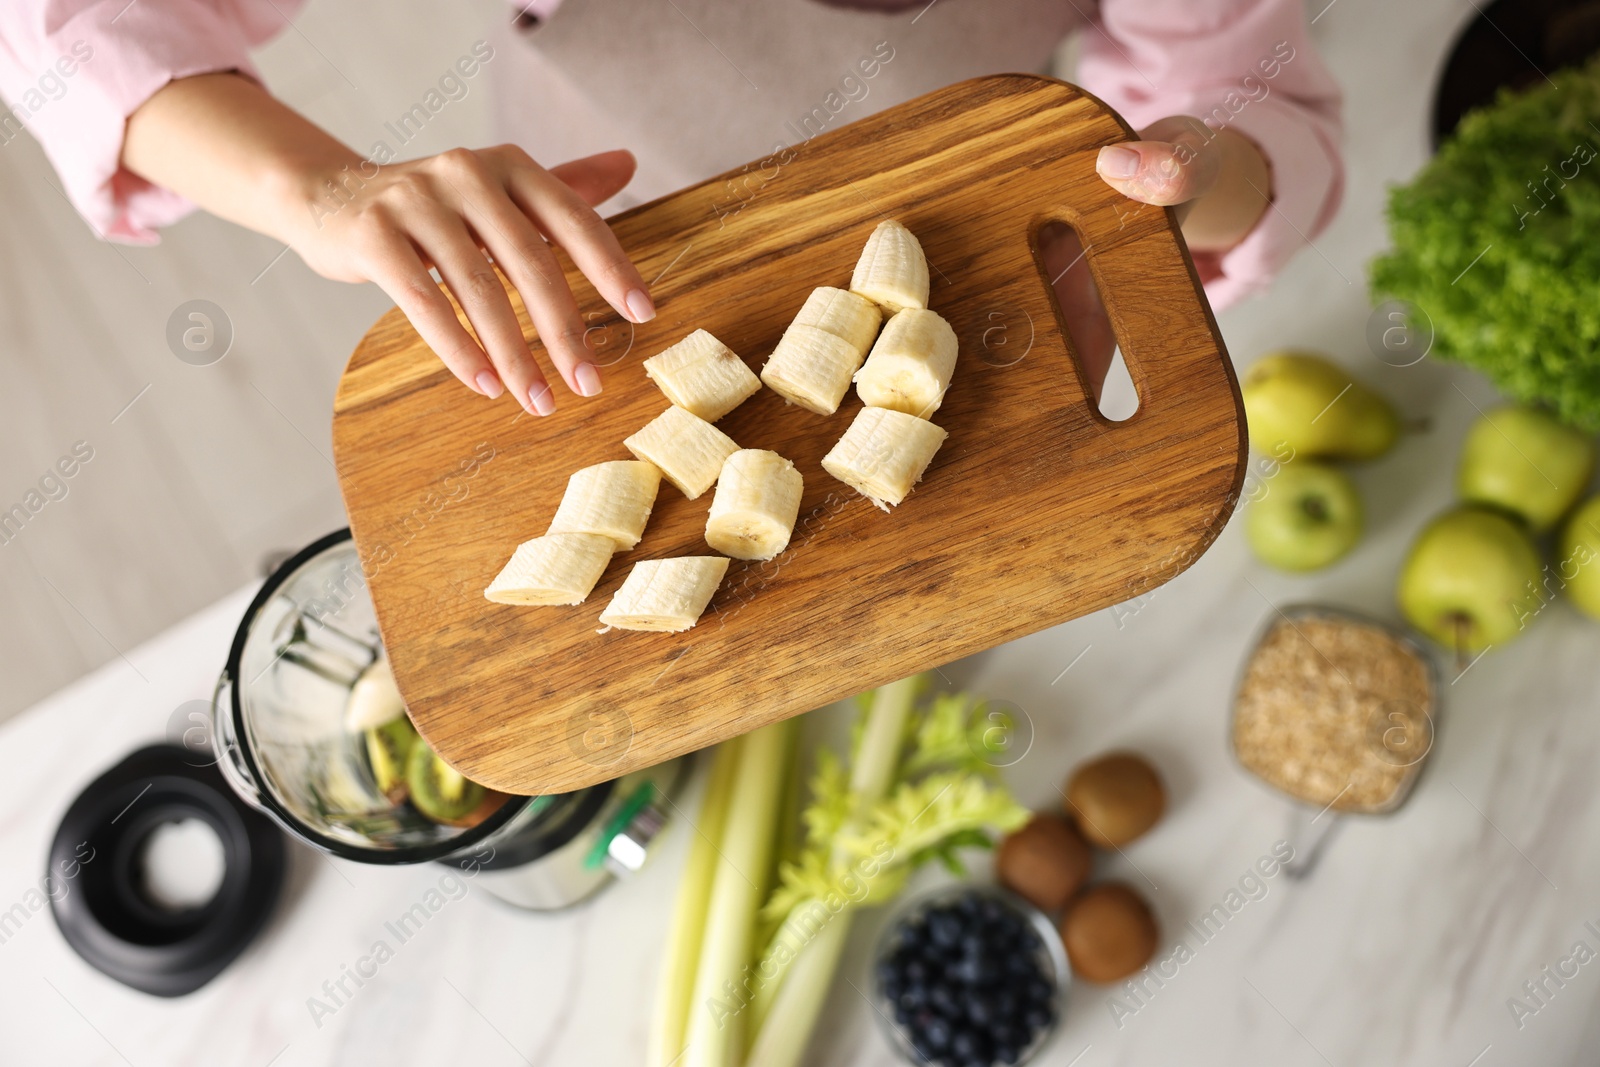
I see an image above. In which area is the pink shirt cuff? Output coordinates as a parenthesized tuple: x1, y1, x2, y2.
(2, 0, 298, 244)
(1180, 96, 1343, 309)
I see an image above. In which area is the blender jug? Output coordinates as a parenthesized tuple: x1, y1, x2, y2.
(210, 530, 682, 909)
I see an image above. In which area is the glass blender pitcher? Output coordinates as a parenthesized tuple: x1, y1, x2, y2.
(210, 530, 682, 909)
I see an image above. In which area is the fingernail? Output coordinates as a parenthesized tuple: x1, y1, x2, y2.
(574, 362, 602, 397)
(475, 370, 504, 399)
(625, 288, 656, 323)
(528, 383, 556, 416)
(1097, 145, 1140, 180)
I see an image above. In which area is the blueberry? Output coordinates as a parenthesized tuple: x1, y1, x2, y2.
(883, 977, 904, 1002)
(950, 1028, 992, 1064)
(1023, 1004, 1054, 1033)
(993, 989, 1019, 1021)
(994, 1044, 1021, 1065)
(964, 993, 995, 1027)
(904, 957, 929, 984)
(956, 892, 983, 916)
(929, 982, 958, 1015)
(990, 1020, 1019, 1048)
(1004, 953, 1037, 978)
(929, 912, 963, 950)
(899, 983, 929, 1011)
(1024, 977, 1053, 1005)
(1016, 926, 1044, 954)
(922, 1013, 953, 1051)
(978, 898, 1006, 924)
(894, 1000, 914, 1026)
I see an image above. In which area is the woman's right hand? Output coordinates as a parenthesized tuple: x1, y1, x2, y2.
(123, 75, 653, 417)
(281, 146, 654, 415)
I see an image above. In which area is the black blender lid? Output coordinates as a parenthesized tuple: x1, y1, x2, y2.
(48, 744, 286, 997)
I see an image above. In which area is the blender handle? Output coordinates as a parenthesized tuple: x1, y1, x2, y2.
(211, 671, 266, 812)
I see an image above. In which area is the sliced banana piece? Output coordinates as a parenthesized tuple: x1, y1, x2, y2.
(854, 308, 958, 419)
(792, 287, 882, 355)
(642, 329, 761, 422)
(485, 533, 616, 605)
(599, 556, 731, 632)
(822, 406, 948, 511)
(850, 219, 930, 315)
(624, 405, 740, 500)
(706, 449, 804, 561)
(344, 658, 406, 732)
(548, 460, 662, 549)
(760, 324, 868, 416)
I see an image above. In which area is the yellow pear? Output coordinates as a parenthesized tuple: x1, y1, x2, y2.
(1241, 351, 1400, 461)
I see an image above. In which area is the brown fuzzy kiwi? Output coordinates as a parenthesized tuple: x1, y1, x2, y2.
(996, 813, 1092, 912)
(1065, 753, 1166, 848)
(1059, 882, 1159, 983)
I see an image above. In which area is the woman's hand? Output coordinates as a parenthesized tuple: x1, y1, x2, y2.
(1093, 116, 1271, 254)
(1041, 116, 1271, 400)
(281, 146, 654, 415)
(123, 73, 653, 416)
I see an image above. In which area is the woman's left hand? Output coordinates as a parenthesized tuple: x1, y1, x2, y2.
(1041, 115, 1272, 399)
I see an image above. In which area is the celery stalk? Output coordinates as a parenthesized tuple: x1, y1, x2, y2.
(683, 720, 793, 1067)
(746, 676, 919, 1048)
(647, 742, 740, 1067)
(745, 914, 852, 1067)
(848, 676, 918, 804)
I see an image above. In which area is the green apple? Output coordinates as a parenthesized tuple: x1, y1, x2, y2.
(1398, 506, 1543, 653)
(1456, 405, 1594, 532)
(1241, 351, 1400, 461)
(1558, 494, 1600, 620)
(1246, 461, 1364, 571)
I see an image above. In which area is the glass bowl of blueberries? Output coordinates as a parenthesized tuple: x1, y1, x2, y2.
(871, 882, 1068, 1067)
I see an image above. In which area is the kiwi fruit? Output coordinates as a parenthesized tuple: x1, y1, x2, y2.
(365, 716, 419, 803)
(996, 813, 1092, 912)
(1059, 882, 1159, 983)
(405, 740, 487, 826)
(1065, 752, 1166, 848)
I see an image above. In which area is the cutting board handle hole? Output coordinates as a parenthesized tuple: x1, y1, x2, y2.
(1035, 220, 1141, 423)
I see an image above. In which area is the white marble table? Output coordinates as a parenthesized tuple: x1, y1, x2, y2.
(6, 0, 1600, 1064)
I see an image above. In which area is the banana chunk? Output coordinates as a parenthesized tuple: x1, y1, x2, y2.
(485, 533, 615, 605)
(850, 219, 930, 315)
(854, 308, 958, 419)
(624, 405, 740, 500)
(822, 406, 948, 511)
(706, 449, 804, 561)
(547, 460, 662, 550)
(642, 329, 761, 422)
(792, 287, 882, 355)
(761, 324, 868, 416)
(598, 556, 731, 632)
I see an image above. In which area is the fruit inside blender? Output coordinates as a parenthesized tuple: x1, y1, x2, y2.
(350, 658, 507, 830)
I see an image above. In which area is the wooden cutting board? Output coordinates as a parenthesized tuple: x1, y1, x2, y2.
(332, 74, 1245, 796)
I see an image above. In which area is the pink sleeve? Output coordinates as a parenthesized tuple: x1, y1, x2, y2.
(0, 0, 300, 244)
(1077, 0, 1344, 309)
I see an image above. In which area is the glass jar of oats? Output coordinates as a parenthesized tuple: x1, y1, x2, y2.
(1230, 605, 1439, 815)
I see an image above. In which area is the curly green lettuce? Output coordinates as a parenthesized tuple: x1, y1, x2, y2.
(1370, 58, 1600, 428)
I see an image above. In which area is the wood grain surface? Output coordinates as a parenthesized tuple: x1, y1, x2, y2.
(332, 74, 1246, 796)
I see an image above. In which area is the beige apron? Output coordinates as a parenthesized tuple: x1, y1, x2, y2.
(489, 0, 1081, 207)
